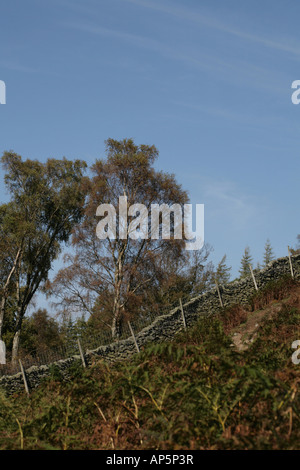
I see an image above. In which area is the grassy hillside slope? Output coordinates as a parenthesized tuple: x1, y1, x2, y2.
(0, 276, 299, 450)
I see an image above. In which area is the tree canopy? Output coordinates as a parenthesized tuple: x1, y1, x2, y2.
(0, 152, 87, 362)
(48, 138, 212, 338)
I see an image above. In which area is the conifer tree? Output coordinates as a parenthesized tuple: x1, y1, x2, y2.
(290, 235, 300, 254)
(215, 254, 231, 284)
(239, 246, 253, 278)
(263, 239, 275, 267)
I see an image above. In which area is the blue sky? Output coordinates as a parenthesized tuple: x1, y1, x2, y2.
(0, 0, 299, 305)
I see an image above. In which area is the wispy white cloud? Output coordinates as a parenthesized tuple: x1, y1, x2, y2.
(0, 60, 39, 74)
(61, 10, 293, 98)
(62, 20, 228, 72)
(62, 21, 162, 49)
(201, 179, 263, 231)
(62, 20, 288, 94)
(170, 100, 285, 130)
(172, 100, 251, 123)
(51, 0, 98, 16)
(124, 0, 300, 58)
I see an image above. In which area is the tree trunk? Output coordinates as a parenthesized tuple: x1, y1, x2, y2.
(11, 329, 21, 365)
(111, 286, 123, 339)
(0, 296, 6, 340)
(111, 245, 126, 339)
(11, 305, 23, 364)
(111, 310, 122, 339)
(0, 247, 23, 339)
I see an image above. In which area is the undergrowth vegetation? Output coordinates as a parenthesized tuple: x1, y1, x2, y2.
(0, 278, 299, 450)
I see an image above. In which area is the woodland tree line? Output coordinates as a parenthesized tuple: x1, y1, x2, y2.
(0, 138, 298, 364)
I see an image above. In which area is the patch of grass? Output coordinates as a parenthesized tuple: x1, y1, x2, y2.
(249, 276, 299, 311)
(217, 304, 249, 335)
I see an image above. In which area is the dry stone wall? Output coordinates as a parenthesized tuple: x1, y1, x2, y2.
(1, 253, 300, 396)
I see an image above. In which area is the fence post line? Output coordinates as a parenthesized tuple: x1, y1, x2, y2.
(249, 264, 258, 291)
(214, 278, 224, 308)
(77, 338, 87, 368)
(287, 246, 294, 279)
(128, 321, 140, 353)
(179, 298, 187, 329)
(19, 359, 30, 397)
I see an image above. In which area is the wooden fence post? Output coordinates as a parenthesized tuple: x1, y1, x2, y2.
(19, 359, 30, 397)
(128, 321, 140, 353)
(215, 279, 224, 308)
(288, 246, 294, 279)
(0, 340, 6, 365)
(249, 264, 258, 291)
(179, 298, 187, 329)
(77, 338, 87, 368)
